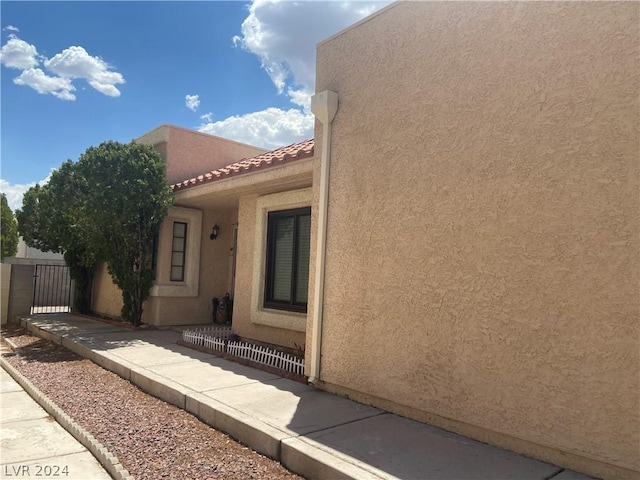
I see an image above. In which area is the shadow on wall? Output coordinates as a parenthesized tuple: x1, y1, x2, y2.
(20, 313, 579, 479)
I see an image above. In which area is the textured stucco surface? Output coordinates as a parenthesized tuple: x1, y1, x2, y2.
(248, 189, 312, 334)
(92, 155, 315, 334)
(91, 123, 266, 326)
(91, 262, 122, 319)
(6, 265, 35, 322)
(1, 264, 12, 324)
(149, 206, 203, 299)
(232, 193, 307, 349)
(137, 124, 267, 185)
(174, 159, 315, 337)
(141, 211, 235, 327)
(313, 2, 639, 479)
(173, 157, 314, 347)
(92, 207, 230, 326)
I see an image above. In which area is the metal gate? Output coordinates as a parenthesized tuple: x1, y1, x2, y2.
(31, 264, 73, 314)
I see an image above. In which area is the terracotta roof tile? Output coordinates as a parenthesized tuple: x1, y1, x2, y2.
(171, 138, 314, 191)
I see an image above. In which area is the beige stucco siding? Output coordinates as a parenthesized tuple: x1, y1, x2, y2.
(145, 206, 234, 326)
(174, 155, 315, 348)
(1, 264, 12, 324)
(91, 206, 236, 326)
(232, 193, 307, 349)
(314, 2, 638, 479)
(91, 262, 123, 319)
(92, 156, 315, 331)
(137, 125, 267, 186)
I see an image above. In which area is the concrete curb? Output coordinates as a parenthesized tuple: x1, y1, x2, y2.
(281, 436, 383, 480)
(16, 319, 396, 480)
(0, 351, 135, 480)
(186, 391, 289, 460)
(130, 367, 190, 409)
(2, 336, 22, 352)
(16, 318, 379, 480)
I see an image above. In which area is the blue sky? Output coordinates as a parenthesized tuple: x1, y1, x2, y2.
(1, 1, 388, 211)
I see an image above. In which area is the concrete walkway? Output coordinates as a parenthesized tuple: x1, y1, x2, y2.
(15, 314, 594, 480)
(0, 350, 111, 480)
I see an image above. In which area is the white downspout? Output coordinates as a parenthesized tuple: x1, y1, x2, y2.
(309, 90, 339, 384)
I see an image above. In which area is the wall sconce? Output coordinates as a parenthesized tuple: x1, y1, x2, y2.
(210, 224, 220, 240)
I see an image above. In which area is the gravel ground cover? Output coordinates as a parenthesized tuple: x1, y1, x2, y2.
(1, 323, 303, 480)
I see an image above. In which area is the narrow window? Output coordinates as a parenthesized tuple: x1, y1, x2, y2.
(150, 233, 159, 279)
(170, 222, 187, 281)
(264, 207, 311, 312)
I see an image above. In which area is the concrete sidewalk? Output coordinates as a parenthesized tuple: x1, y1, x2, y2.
(0, 352, 111, 480)
(16, 314, 594, 480)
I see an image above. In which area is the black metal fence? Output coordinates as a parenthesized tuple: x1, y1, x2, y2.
(31, 264, 73, 314)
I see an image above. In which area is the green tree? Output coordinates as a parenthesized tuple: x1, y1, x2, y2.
(17, 161, 99, 313)
(1, 193, 19, 259)
(17, 141, 173, 326)
(75, 141, 173, 326)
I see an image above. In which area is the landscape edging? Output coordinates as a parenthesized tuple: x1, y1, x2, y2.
(0, 352, 135, 480)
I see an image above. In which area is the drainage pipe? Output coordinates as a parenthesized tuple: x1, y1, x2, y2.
(309, 90, 339, 384)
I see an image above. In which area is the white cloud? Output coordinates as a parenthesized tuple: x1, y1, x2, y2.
(200, 112, 213, 122)
(234, 0, 390, 106)
(0, 172, 52, 212)
(14, 68, 76, 100)
(198, 107, 314, 149)
(207, 0, 388, 149)
(1, 36, 125, 100)
(287, 87, 311, 110)
(0, 36, 39, 69)
(44, 46, 124, 97)
(185, 94, 200, 111)
(4, 25, 20, 33)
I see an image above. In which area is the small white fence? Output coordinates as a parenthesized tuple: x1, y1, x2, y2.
(227, 341, 304, 376)
(182, 326, 304, 376)
(182, 326, 231, 352)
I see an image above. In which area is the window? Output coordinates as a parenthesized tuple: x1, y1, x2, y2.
(248, 189, 311, 331)
(264, 207, 311, 312)
(170, 222, 187, 281)
(150, 233, 159, 279)
(150, 207, 202, 298)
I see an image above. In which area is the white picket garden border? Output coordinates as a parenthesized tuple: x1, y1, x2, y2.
(182, 326, 304, 376)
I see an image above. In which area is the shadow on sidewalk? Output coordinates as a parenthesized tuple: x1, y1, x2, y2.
(18, 313, 571, 480)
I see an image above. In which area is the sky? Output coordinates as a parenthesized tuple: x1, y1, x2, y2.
(0, 0, 389, 211)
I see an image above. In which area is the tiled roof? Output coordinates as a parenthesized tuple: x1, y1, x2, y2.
(171, 138, 314, 191)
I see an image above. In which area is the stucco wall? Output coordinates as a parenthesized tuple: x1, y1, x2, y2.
(314, 2, 639, 479)
(16, 238, 64, 260)
(91, 205, 233, 326)
(6, 263, 35, 322)
(171, 156, 315, 347)
(91, 157, 315, 330)
(91, 262, 124, 319)
(232, 193, 307, 349)
(1, 264, 11, 324)
(138, 125, 267, 185)
(146, 206, 237, 326)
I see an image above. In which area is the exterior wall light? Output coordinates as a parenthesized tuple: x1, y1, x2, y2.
(210, 224, 220, 240)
